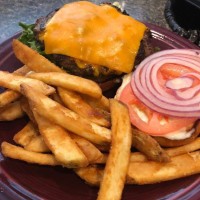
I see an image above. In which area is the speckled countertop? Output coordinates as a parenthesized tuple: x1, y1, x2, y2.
(0, 0, 169, 43)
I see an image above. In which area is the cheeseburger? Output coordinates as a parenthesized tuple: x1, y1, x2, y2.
(18, 1, 153, 90)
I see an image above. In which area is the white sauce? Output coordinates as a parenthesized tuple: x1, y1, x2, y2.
(162, 127, 195, 140)
(115, 73, 195, 140)
(132, 105, 148, 123)
(115, 73, 132, 99)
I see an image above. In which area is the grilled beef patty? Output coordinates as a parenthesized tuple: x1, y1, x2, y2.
(33, 6, 154, 83)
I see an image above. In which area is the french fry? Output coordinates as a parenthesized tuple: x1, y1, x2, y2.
(95, 135, 200, 160)
(0, 101, 25, 121)
(125, 152, 148, 162)
(12, 40, 64, 73)
(16, 98, 50, 153)
(28, 72, 102, 98)
(76, 150, 200, 186)
(13, 125, 103, 163)
(51, 92, 64, 105)
(13, 123, 102, 163)
(95, 154, 108, 164)
(33, 112, 89, 167)
(74, 165, 104, 186)
(57, 87, 110, 127)
(13, 65, 31, 76)
(20, 97, 38, 127)
(166, 137, 200, 157)
(0, 65, 30, 108)
(96, 134, 200, 163)
(0, 71, 55, 95)
(13, 109, 102, 162)
(13, 122, 38, 146)
(95, 152, 148, 164)
(13, 119, 49, 153)
(75, 166, 136, 186)
(0, 90, 21, 108)
(97, 99, 132, 200)
(81, 94, 110, 112)
(1, 142, 59, 166)
(96, 137, 200, 164)
(132, 128, 170, 162)
(127, 150, 200, 184)
(70, 133, 103, 163)
(94, 144, 110, 152)
(24, 135, 50, 153)
(20, 84, 111, 145)
(80, 94, 111, 125)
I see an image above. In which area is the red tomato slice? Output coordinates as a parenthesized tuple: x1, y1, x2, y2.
(119, 83, 197, 135)
(159, 63, 193, 79)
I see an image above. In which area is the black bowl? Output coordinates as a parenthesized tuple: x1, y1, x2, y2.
(165, 0, 200, 47)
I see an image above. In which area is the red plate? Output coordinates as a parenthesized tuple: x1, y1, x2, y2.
(0, 23, 200, 200)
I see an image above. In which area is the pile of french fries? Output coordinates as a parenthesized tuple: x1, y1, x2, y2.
(1, 40, 200, 199)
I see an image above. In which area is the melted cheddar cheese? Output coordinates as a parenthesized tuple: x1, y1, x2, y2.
(75, 59, 100, 76)
(43, 1, 147, 73)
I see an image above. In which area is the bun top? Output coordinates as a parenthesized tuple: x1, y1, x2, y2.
(42, 1, 146, 73)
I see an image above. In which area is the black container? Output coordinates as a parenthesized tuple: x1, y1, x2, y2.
(165, 0, 200, 47)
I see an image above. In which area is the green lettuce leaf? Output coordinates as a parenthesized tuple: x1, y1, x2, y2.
(17, 23, 73, 74)
(18, 22, 55, 62)
(18, 22, 45, 55)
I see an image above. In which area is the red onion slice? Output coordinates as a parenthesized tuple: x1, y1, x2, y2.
(131, 49, 200, 118)
(175, 85, 200, 100)
(174, 72, 200, 100)
(165, 77, 194, 90)
(131, 79, 200, 117)
(137, 58, 200, 106)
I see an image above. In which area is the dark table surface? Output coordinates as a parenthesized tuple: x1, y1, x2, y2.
(0, 0, 169, 43)
(0, 0, 169, 199)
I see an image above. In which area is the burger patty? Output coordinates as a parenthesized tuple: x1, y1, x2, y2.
(33, 6, 154, 83)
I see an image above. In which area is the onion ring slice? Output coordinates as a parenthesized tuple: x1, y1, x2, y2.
(131, 49, 200, 118)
